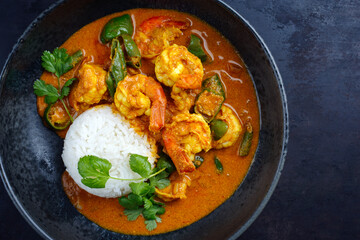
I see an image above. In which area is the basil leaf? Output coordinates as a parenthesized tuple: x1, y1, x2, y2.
(78, 155, 112, 188)
(145, 219, 157, 231)
(124, 208, 143, 221)
(129, 182, 152, 196)
(129, 154, 152, 178)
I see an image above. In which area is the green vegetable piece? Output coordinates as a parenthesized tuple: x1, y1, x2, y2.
(78, 155, 112, 188)
(194, 155, 204, 168)
(44, 103, 71, 130)
(188, 34, 207, 62)
(122, 34, 142, 69)
(118, 193, 143, 210)
(105, 73, 116, 97)
(106, 39, 127, 97)
(210, 119, 229, 140)
(239, 123, 253, 156)
(70, 50, 83, 67)
(202, 74, 225, 97)
(129, 154, 152, 178)
(145, 220, 157, 231)
(100, 14, 133, 43)
(156, 152, 176, 174)
(214, 156, 223, 173)
(194, 89, 224, 122)
(124, 208, 143, 221)
(194, 74, 225, 122)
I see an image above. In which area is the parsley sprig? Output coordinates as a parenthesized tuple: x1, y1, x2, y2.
(33, 48, 83, 123)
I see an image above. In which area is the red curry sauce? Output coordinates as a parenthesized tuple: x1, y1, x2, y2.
(38, 9, 259, 235)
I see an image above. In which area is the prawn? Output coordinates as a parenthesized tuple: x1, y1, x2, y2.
(134, 16, 188, 59)
(114, 74, 167, 132)
(69, 63, 108, 112)
(212, 106, 242, 149)
(162, 113, 212, 174)
(155, 44, 203, 89)
(155, 172, 191, 202)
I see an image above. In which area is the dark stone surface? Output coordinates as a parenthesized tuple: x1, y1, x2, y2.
(0, 0, 358, 239)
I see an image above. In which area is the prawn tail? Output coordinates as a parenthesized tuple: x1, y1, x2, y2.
(162, 129, 196, 174)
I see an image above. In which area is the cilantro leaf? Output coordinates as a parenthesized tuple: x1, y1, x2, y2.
(156, 152, 176, 174)
(155, 216, 162, 223)
(143, 206, 165, 220)
(41, 51, 56, 74)
(78, 155, 112, 188)
(145, 220, 157, 231)
(41, 48, 83, 78)
(118, 193, 143, 210)
(60, 78, 77, 98)
(143, 197, 153, 209)
(33, 79, 59, 104)
(154, 178, 170, 190)
(124, 209, 143, 221)
(129, 154, 152, 178)
(129, 182, 152, 196)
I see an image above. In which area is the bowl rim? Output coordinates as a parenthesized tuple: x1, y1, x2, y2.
(0, 0, 289, 239)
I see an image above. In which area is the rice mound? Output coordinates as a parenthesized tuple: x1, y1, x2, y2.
(62, 105, 156, 198)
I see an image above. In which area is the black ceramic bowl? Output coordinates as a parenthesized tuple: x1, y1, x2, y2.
(0, 0, 288, 239)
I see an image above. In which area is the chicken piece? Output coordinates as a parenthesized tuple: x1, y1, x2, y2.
(155, 172, 191, 202)
(212, 105, 242, 149)
(162, 113, 212, 174)
(69, 64, 107, 112)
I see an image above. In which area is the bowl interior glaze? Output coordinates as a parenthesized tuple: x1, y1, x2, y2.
(0, 0, 288, 239)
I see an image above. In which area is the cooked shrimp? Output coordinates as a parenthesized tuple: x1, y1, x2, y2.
(155, 172, 191, 202)
(162, 113, 212, 174)
(171, 86, 201, 112)
(212, 106, 242, 149)
(155, 44, 204, 89)
(69, 63, 107, 111)
(134, 16, 188, 59)
(114, 74, 166, 132)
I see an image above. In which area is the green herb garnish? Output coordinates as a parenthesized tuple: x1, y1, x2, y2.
(214, 156, 223, 173)
(119, 180, 167, 231)
(78, 153, 172, 231)
(33, 48, 83, 123)
(78, 154, 167, 188)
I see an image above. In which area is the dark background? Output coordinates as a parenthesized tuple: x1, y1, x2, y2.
(0, 0, 359, 239)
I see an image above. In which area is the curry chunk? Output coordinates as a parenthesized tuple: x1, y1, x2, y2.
(69, 64, 107, 111)
(155, 172, 191, 202)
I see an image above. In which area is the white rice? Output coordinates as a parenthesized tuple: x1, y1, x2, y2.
(62, 105, 155, 198)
